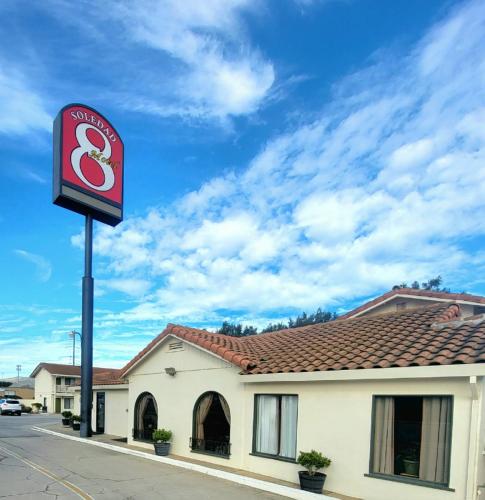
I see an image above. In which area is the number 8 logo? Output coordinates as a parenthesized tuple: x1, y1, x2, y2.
(71, 123, 115, 192)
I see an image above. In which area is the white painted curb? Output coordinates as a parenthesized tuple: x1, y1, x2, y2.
(32, 426, 333, 500)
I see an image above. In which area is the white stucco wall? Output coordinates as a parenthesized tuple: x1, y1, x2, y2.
(242, 377, 477, 500)
(358, 297, 476, 318)
(92, 388, 129, 437)
(119, 336, 482, 500)
(127, 338, 245, 468)
(34, 368, 55, 412)
(72, 386, 128, 437)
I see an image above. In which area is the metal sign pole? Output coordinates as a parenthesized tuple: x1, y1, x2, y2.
(80, 214, 94, 438)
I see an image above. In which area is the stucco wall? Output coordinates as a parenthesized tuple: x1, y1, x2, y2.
(34, 368, 55, 412)
(360, 297, 475, 318)
(242, 377, 476, 500)
(92, 388, 129, 437)
(127, 338, 246, 468)
(120, 336, 480, 500)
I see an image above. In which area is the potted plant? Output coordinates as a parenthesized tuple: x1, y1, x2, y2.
(402, 445, 419, 477)
(152, 428, 172, 456)
(71, 414, 81, 431)
(297, 450, 332, 494)
(61, 411, 72, 426)
(32, 403, 42, 414)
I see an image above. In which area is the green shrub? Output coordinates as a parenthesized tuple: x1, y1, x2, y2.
(152, 428, 172, 443)
(297, 450, 331, 476)
(61, 411, 72, 418)
(71, 414, 81, 422)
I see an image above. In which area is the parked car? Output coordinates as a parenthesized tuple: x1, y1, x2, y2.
(0, 399, 22, 416)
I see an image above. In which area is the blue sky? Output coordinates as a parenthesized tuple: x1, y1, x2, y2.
(1, 0, 484, 377)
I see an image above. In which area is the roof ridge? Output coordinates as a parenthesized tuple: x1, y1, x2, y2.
(340, 287, 485, 319)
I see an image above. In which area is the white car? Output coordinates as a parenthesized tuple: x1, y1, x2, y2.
(0, 399, 22, 416)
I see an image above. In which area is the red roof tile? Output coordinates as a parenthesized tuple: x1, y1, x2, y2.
(30, 363, 119, 378)
(121, 303, 485, 376)
(339, 288, 485, 319)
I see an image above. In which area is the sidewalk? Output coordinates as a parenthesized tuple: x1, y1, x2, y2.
(35, 423, 360, 500)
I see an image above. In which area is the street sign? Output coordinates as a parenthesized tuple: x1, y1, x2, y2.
(53, 103, 124, 226)
(52, 103, 124, 437)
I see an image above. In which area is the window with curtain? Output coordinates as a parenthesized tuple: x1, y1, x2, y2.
(253, 395, 298, 460)
(64, 398, 73, 409)
(370, 395, 452, 486)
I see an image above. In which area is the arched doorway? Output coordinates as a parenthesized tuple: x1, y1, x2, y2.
(133, 392, 158, 441)
(191, 391, 231, 457)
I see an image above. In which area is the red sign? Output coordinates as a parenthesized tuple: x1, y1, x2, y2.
(53, 104, 124, 226)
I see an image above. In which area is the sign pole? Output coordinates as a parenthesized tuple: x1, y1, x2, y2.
(53, 103, 124, 437)
(80, 214, 94, 438)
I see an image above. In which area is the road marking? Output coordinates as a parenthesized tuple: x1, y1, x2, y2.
(0, 444, 94, 500)
(32, 426, 332, 499)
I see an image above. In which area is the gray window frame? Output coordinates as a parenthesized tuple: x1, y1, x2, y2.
(251, 394, 298, 463)
(366, 394, 454, 492)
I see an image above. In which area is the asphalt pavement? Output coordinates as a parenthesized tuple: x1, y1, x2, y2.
(0, 414, 285, 499)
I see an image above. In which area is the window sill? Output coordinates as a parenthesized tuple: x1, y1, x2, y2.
(190, 449, 230, 460)
(364, 472, 454, 492)
(250, 452, 296, 464)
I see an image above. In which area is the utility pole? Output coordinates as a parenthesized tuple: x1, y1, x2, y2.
(16, 365, 21, 383)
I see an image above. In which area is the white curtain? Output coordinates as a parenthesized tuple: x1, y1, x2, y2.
(195, 393, 214, 440)
(219, 394, 231, 425)
(136, 394, 150, 430)
(419, 397, 451, 483)
(372, 397, 394, 474)
(255, 395, 279, 455)
(280, 396, 298, 459)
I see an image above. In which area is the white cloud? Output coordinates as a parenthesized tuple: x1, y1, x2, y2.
(71, 0, 485, 327)
(0, 67, 51, 135)
(97, 279, 152, 298)
(14, 250, 52, 282)
(122, 0, 274, 118)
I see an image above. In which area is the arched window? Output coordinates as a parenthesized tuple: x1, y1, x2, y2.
(191, 391, 231, 457)
(133, 392, 158, 441)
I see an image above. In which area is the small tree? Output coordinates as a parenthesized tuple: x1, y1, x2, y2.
(61, 411, 72, 419)
(152, 428, 172, 443)
(297, 450, 331, 476)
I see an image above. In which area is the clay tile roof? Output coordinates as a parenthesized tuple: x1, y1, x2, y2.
(339, 287, 485, 319)
(120, 303, 485, 377)
(91, 369, 126, 386)
(30, 363, 119, 378)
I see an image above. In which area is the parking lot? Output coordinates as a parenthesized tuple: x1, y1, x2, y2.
(0, 414, 285, 499)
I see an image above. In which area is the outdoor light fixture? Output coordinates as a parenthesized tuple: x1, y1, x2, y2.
(164, 367, 176, 377)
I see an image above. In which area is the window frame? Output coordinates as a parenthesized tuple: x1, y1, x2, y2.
(190, 391, 231, 459)
(251, 393, 298, 463)
(367, 394, 454, 491)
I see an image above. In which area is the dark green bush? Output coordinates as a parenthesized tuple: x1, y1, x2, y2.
(297, 450, 331, 476)
(152, 428, 172, 442)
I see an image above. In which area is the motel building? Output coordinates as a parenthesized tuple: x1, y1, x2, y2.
(30, 363, 120, 414)
(45, 288, 484, 500)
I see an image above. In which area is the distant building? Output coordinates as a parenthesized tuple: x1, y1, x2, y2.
(0, 385, 34, 402)
(30, 363, 119, 413)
